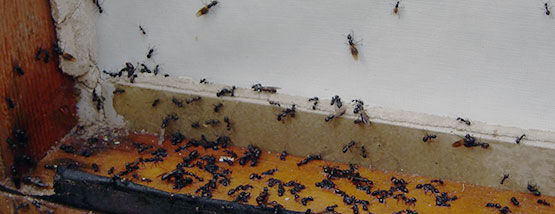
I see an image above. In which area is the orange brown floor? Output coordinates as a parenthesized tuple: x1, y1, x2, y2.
(31, 132, 554, 214)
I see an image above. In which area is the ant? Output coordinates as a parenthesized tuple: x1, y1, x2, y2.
(346, 32, 361, 60)
(200, 78, 210, 84)
(431, 179, 444, 185)
(261, 168, 278, 175)
(185, 96, 201, 104)
(107, 167, 114, 174)
(510, 197, 519, 206)
(500, 174, 509, 184)
(325, 101, 346, 122)
(268, 100, 281, 107)
(537, 199, 551, 206)
(515, 134, 526, 144)
(326, 205, 338, 212)
(191, 122, 201, 128)
(139, 25, 146, 35)
(224, 116, 231, 130)
(92, 163, 99, 172)
(196, 0, 218, 17)
(324, 113, 337, 122)
(277, 104, 296, 121)
(301, 197, 314, 206)
(140, 63, 151, 73)
(545, 3, 551, 16)
(422, 134, 437, 142)
(216, 86, 236, 97)
(52, 43, 63, 55)
(256, 187, 270, 207)
(35, 48, 43, 60)
(42, 50, 50, 63)
(214, 103, 223, 112)
(331, 95, 342, 108)
(152, 99, 160, 107)
(205, 119, 220, 126)
(147, 48, 155, 59)
(32, 200, 41, 208)
(224, 150, 237, 158)
(92, 89, 105, 111)
(297, 154, 321, 166)
(13, 66, 24, 75)
(172, 97, 184, 107)
(153, 65, 160, 75)
(354, 110, 370, 125)
(499, 206, 511, 214)
(280, 150, 287, 160)
(436, 192, 458, 207)
(252, 83, 279, 93)
(352, 99, 364, 114)
(393, 1, 400, 15)
(343, 141, 356, 153)
(130, 74, 138, 83)
(486, 203, 501, 208)
(308, 97, 319, 110)
(35, 48, 50, 63)
(352, 99, 370, 125)
(121, 62, 135, 77)
(361, 146, 367, 158)
(92, 0, 103, 13)
(456, 117, 471, 126)
(5, 97, 14, 109)
(527, 183, 541, 196)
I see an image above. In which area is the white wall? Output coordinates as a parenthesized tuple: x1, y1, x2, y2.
(96, 0, 555, 131)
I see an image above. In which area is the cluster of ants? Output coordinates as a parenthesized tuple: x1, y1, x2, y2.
(76, 1, 555, 212)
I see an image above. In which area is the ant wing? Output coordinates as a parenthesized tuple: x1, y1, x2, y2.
(264, 86, 281, 90)
(334, 105, 347, 117)
(62, 53, 76, 61)
(354, 38, 363, 46)
(360, 111, 370, 125)
(452, 139, 464, 147)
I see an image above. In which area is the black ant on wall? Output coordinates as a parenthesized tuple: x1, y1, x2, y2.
(139, 25, 147, 35)
(92, 0, 103, 13)
(456, 117, 471, 126)
(147, 47, 155, 59)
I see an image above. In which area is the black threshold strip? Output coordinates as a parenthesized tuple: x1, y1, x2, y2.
(33, 167, 303, 214)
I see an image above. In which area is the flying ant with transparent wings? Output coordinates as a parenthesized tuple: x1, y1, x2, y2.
(325, 96, 347, 122)
(196, 0, 218, 17)
(391, 0, 406, 18)
(393, 1, 400, 15)
(252, 83, 280, 93)
(352, 99, 370, 125)
(346, 31, 362, 60)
